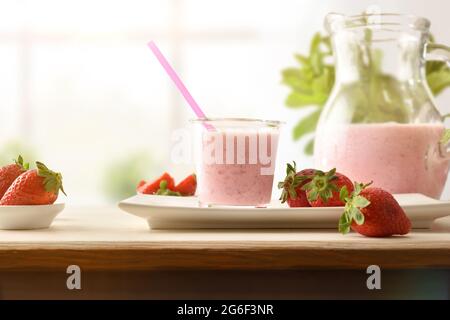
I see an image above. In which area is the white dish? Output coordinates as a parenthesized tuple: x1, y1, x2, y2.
(0, 203, 65, 230)
(118, 194, 450, 230)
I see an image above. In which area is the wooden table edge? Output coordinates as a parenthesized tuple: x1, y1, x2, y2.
(0, 244, 449, 271)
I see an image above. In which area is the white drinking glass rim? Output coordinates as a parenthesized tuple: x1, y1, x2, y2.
(325, 12, 431, 34)
(190, 117, 285, 127)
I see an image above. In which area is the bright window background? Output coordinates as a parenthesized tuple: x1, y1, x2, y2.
(1, 0, 450, 204)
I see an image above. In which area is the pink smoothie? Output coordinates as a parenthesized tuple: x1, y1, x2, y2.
(315, 123, 449, 199)
(198, 130, 279, 206)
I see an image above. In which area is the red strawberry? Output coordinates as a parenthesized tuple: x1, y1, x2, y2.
(137, 172, 175, 195)
(0, 161, 66, 206)
(0, 155, 29, 198)
(339, 183, 411, 237)
(175, 174, 197, 196)
(303, 168, 354, 207)
(278, 162, 315, 207)
(137, 180, 146, 189)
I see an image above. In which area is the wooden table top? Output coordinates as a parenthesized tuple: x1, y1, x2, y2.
(0, 206, 449, 271)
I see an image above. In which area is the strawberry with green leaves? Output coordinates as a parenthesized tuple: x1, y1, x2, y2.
(303, 168, 354, 207)
(156, 180, 181, 196)
(0, 161, 66, 206)
(137, 172, 175, 195)
(138, 172, 197, 197)
(0, 155, 29, 199)
(278, 162, 315, 207)
(339, 182, 411, 237)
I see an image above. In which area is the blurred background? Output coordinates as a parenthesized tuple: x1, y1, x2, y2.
(1, 0, 450, 204)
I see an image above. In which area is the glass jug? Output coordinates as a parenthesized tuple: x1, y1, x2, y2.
(314, 13, 450, 198)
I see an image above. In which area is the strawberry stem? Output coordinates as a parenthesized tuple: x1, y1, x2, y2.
(338, 181, 372, 234)
(302, 168, 338, 203)
(14, 155, 29, 171)
(156, 180, 181, 196)
(278, 161, 310, 203)
(36, 161, 66, 196)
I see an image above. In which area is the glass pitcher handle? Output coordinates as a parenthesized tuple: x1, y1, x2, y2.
(425, 43, 450, 159)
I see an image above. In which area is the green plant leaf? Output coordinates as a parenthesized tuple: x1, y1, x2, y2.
(318, 67, 334, 91)
(426, 60, 444, 74)
(294, 54, 310, 67)
(309, 33, 323, 57)
(440, 129, 450, 145)
(310, 51, 323, 75)
(304, 137, 314, 155)
(427, 69, 450, 96)
(425, 34, 450, 95)
(281, 68, 313, 92)
(285, 91, 326, 108)
(292, 109, 321, 140)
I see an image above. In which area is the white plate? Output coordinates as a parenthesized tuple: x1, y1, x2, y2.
(118, 194, 450, 229)
(0, 203, 65, 230)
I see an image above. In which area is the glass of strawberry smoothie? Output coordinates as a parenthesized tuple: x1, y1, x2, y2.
(191, 118, 283, 206)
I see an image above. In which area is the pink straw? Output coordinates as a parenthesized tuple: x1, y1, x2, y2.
(147, 41, 213, 129)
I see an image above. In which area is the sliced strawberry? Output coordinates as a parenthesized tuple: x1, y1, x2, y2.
(137, 180, 146, 189)
(137, 172, 175, 195)
(174, 174, 197, 196)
